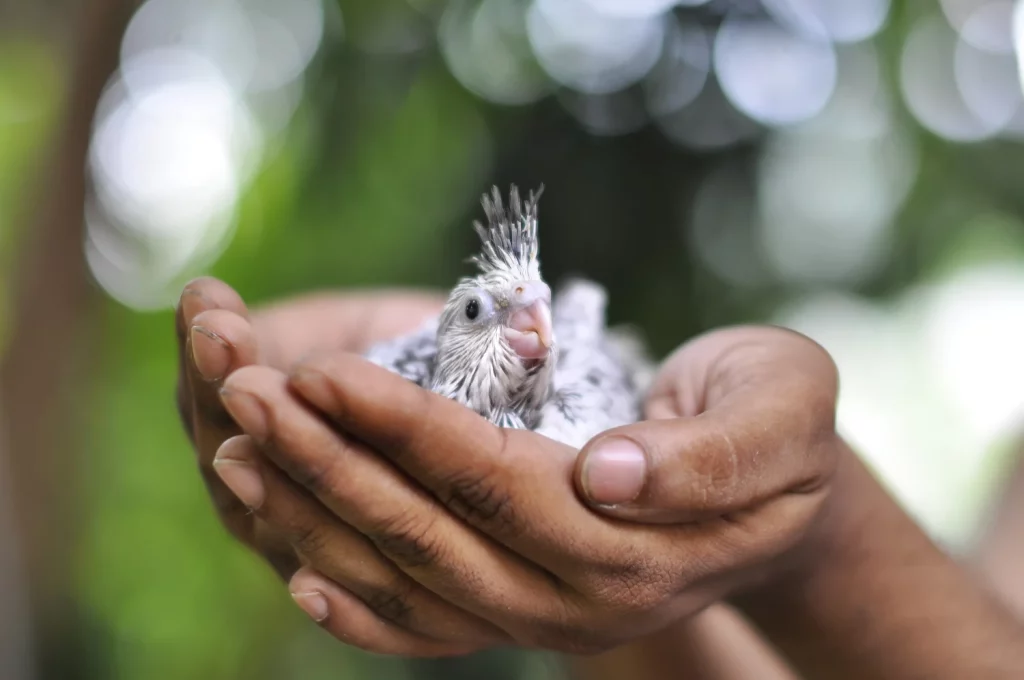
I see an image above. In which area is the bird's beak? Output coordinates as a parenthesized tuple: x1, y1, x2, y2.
(504, 281, 554, 360)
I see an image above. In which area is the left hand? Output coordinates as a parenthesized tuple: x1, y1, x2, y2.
(212, 327, 840, 656)
(173, 278, 446, 580)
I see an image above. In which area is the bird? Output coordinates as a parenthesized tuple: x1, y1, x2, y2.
(363, 185, 654, 449)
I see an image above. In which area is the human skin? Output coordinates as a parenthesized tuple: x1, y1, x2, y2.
(176, 278, 1024, 678)
(175, 280, 447, 577)
(575, 441, 1024, 680)
(175, 278, 829, 671)
(565, 605, 798, 680)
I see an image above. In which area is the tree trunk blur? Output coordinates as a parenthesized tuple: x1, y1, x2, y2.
(0, 0, 136, 678)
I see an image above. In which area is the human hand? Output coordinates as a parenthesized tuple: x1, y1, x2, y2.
(211, 325, 841, 656)
(174, 277, 444, 577)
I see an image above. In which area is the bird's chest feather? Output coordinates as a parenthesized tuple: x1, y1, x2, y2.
(435, 358, 556, 432)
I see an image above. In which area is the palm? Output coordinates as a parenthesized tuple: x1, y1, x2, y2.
(250, 290, 447, 366)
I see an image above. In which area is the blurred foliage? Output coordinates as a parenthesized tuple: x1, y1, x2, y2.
(4, 0, 1024, 679)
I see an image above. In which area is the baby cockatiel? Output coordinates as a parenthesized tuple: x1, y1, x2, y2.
(428, 185, 558, 430)
(363, 185, 653, 448)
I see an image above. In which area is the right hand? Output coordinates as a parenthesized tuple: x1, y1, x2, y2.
(174, 277, 444, 578)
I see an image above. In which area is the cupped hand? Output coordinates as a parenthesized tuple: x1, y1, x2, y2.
(576, 326, 839, 523)
(174, 277, 444, 577)
(211, 324, 841, 656)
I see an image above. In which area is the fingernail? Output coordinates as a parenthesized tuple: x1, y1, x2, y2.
(180, 288, 208, 323)
(219, 388, 267, 441)
(581, 439, 647, 506)
(191, 326, 229, 381)
(212, 448, 265, 509)
(291, 591, 329, 623)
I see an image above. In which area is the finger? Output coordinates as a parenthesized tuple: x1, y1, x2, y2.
(219, 366, 572, 643)
(186, 309, 261, 536)
(575, 327, 840, 524)
(174, 277, 251, 441)
(175, 279, 248, 443)
(236, 362, 747, 651)
(288, 567, 478, 658)
(213, 435, 506, 647)
(183, 276, 250, 319)
(189, 309, 260, 422)
(174, 278, 256, 542)
(175, 277, 250, 385)
(175, 284, 439, 567)
(286, 353, 642, 570)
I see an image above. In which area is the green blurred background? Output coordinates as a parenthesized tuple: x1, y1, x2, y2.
(3, 0, 1024, 678)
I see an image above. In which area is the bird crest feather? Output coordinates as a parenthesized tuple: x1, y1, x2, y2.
(468, 184, 544, 276)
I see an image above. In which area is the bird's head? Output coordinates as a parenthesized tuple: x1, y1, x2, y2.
(431, 185, 556, 417)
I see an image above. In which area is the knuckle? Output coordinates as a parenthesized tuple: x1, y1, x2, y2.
(442, 471, 518, 537)
(286, 448, 345, 498)
(356, 578, 416, 626)
(366, 510, 445, 570)
(288, 522, 331, 557)
(439, 434, 519, 538)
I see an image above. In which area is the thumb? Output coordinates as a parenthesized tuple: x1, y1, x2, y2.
(573, 392, 834, 524)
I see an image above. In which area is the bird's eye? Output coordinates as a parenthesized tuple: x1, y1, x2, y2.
(462, 289, 495, 323)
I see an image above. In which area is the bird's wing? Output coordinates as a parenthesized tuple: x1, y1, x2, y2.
(603, 323, 657, 398)
(550, 277, 607, 346)
(535, 279, 652, 449)
(362, 317, 439, 388)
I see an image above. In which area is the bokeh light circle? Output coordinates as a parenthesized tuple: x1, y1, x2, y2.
(714, 16, 837, 127)
(526, 0, 666, 95)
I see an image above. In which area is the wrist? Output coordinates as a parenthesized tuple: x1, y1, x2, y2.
(730, 437, 1024, 679)
(727, 433, 853, 606)
(731, 434, 898, 611)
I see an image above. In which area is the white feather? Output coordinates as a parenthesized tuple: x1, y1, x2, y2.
(363, 277, 652, 450)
